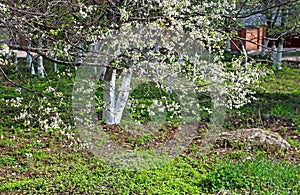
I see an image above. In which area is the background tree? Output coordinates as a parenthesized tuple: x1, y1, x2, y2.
(228, 0, 300, 69)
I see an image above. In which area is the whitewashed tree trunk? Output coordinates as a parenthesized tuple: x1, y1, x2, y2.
(94, 67, 98, 75)
(225, 38, 231, 52)
(53, 54, 58, 73)
(277, 37, 284, 70)
(76, 43, 83, 64)
(261, 38, 269, 56)
(275, 8, 288, 71)
(14, 51, 18, 71)
(37, 37, 44, 78)
(101, 59, 134, 124)
(115, 63, 133, 124)
(91, 45, 98, 76)
(270, 8, 285, 70)
(271, 41, 277, 66)
(26, 52, 35, 75)
(4, 45, 9, 59)
(102, 68, 116, 124)
(37, 55, 44, 78)
(241, 42, 248, 66)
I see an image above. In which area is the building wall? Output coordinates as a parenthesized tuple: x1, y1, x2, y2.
(231, 26, 264, 51)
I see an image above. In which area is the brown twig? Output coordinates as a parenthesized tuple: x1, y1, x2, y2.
(0, 66, 42, 95)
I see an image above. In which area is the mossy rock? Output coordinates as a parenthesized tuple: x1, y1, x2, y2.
(215, 128, 290, 152)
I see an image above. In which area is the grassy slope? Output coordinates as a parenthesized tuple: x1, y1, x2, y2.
(0, 61, 299, 194)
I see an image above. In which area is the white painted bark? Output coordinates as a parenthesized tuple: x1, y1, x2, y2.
(271, 41, 277, 66)
(225, 38, 231, 52)
(277, 38, 284, 70)
(275, 8, 288, 71)
(102, 68, 116, 124)
(94, 67, 98, 75)
(101, 60, 134, 124)
(76, 43, 83, 64)
(37, 55, 44, 78)
(270, 8, 285, 70)
(241, 42, 248, 66)
(26, 52, 35, 75)
(261, 38, 269, 56)
(91, 45, 98, 76)
(37, 38, 44, 78)
(4, 45, 9, 59)
(14, 51, 18, 71)
(94, 52, 98, 76)
(115, 64, 133, 124)
(26, 52, 31, 68)
(54, 54, 58, 73)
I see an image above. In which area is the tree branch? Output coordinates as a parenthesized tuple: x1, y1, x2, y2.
(0, 66, 42, 95)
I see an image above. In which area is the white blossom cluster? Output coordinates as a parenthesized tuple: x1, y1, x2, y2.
(0, 3, 7, 13)
(111, 1, 265, 110)
(3, 97, 23, 107)
(4, 86, 75, 144)
(0, 56, 9, 66)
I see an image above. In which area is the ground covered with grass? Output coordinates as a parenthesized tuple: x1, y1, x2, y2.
(0, 59, 299, 194)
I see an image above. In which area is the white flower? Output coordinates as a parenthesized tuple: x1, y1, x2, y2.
(46, 86, 55, 92)
(25, 153, 33, 158)
(158, 107, 165, 112)
(79, 8, 87, 18)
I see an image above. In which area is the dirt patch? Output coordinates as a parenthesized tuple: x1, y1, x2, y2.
(100, 115, 300, 164)
(282, 56, 300, 62)
(101, 123, 180, 150)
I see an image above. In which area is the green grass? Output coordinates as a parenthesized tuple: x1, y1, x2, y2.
(224, 65, 300, 131)
(0, 60, 300, 194)
(283, 51, 300, 57)
(260, 65, 300, 95)
(0, 148, 299, 194)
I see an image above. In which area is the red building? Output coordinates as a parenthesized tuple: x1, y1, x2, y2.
(230, 26, 265, 51)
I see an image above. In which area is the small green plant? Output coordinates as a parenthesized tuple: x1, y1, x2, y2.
(137, 134, 153, 145)
(202, 153, 300, 194)
(270, 104, 293, 117)
(288, 136, 300, 148)
(0, 155, 16, 166)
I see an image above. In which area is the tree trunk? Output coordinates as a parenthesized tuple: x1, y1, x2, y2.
(14, 51, 18, 71)
(37, 38, 44, 78)
(240, 42, 248, 66)
(261, 38, 269, 57)
(101, 60, 134, 124)
(53, 54, 58, 73)
(115, 62, 133, 124)
(277, 37, 284, 70)
(76, 43, 83, 64)
(37, 55, 44, 78)
(26, 52, 35, 75)
(271, 40, 277, 66)
(102, 68, 116, 124)
(225, 38, 231, 52)
(4, 45, 9, 59)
